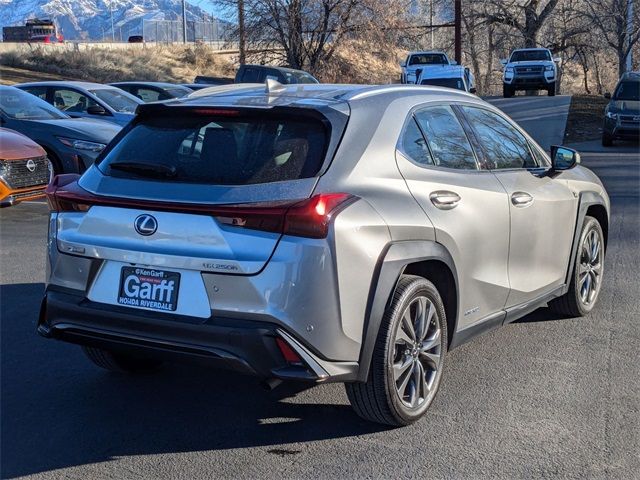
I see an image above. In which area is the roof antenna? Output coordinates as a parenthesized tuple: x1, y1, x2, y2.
(265, 78, 286, 94)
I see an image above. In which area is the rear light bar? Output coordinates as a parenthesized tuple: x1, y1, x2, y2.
(275, 337, 304, 365)
(46, 175, 356, 239)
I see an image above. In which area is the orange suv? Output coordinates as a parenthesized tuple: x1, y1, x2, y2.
(0, 128, 51, 207)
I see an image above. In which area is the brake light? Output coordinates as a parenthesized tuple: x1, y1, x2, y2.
(283, 193, 355, 238)
(45, 174, 89, 212)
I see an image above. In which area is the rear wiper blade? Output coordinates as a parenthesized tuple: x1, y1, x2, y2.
(109, 161, 177, 179)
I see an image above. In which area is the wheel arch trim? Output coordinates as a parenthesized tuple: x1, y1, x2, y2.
(356, 240, 459, 382)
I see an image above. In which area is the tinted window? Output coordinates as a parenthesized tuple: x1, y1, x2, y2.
(0, 86, 67, 120)
(461, 106, 537, 169)
(99, 112, 328, 185)
(510, 50, 551, 62)
(135, 88, 162, 102)
(90, 89, 140, 113)
(52, 88, 98, 113)
(414, 106, 477, 170)
(420, 78, 465, 90)
(23, 86, 47, 100)
(613, 80, 640, 101)
(400, 118, 433, 166)
(240, 67, 262, 83)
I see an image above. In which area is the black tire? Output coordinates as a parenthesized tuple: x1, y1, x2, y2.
(548, 82, 556, 96)
(503, 85, 514, 98)
(43, 148, 63, 176)
(82, 346, 163, 373)
(345, 275, 447, 426)
(549, 216, 605, 317)
(602, 132, 613, 147)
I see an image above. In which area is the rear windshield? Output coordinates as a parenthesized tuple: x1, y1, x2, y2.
(510, 50, 551, 62)
(409, 54, 448, 66)
(98, 112, 328, 185)
(421, 78, 465, 90)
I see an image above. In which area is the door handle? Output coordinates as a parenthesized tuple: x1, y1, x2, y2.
(511, 191, 534, 207)
(430, 191, 461, 210)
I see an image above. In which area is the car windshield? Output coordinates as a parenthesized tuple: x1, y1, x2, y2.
(510, 50, 551, 62)
(289, 71, 319, 84)
(613, 81, 640, 101)
(409, 54, 448, 65)
(0, 86, 68, 120)
(98, 111, 328, 185)
(420, 78, 465, 90)
(167, 87, 191, 98)
(90, 88, 141, 113)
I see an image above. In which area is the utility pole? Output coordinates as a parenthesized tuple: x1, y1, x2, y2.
(109, 0, 115, 42)
(182, 0, 188, 43)
(238, 0, 246, 64)
(429, 0, 434, 50)
(626, 0, 633, 72)
(454, 0, 461, 64)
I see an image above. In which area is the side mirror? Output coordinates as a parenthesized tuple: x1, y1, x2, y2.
(469, 87, 477, 94)
(550, 145, 580, 171)
(399, 60, 406, 67)
(604, 92, 611, 99)
(500, 59, 508, 66)
(451, 60, 458, 65)
(553, 57, 561, 62)
(87, 105, 107, 115)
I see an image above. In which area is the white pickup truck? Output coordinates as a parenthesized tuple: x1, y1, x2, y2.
(401, 51, 459, 85)
(417, 65, 476, 93)
(501, 48, 560, 97)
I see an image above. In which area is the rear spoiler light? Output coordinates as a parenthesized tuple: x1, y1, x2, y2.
(46, 175, 356, 239)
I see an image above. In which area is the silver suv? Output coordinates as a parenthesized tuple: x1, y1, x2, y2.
(40, 84, 609, 426)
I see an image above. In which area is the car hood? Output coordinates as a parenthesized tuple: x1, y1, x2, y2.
(609, 100, 640, 113)
(32, 118, 121, 143)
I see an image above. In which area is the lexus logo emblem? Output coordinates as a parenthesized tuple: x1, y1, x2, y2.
(134, 214, 157, 236)
(26, 159, 36, 172)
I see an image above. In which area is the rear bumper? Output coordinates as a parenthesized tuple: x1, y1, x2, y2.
(38, 288, 358, 382)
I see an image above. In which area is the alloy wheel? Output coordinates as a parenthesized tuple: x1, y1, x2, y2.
(578, 227, 603, 306)
(392, 296, 442, 409)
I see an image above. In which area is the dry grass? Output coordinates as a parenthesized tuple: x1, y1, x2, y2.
(0, 44, 235, 84)
(316, 40, 401, 84)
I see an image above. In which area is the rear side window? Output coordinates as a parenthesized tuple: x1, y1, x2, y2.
(460, 106, 537, 169)
(98, 112, 328, 185)
(399, 118, 434, 166)
(413, 105, 477, 170)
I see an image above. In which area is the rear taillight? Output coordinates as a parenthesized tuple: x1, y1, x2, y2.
(46, 176, 355, 239)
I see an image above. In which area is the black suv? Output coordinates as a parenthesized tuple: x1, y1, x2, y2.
(602, 72, 640, 146)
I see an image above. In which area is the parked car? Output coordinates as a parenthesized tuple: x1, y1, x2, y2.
(0, 128, 51, 207)
(128, 35, 143, 43)
(400, 51, 460, 85)
(418, 65, 476, 93)
(233, 65, 319, 84)
(16, 81, 143, 126)
(602, 71, 640, 146)
(0, 86, 121, 174)
(501, 48, 559, 97)
(110, 82, 193, 102)
(40, 84, 609, 426)
(193, 75, 234, 86)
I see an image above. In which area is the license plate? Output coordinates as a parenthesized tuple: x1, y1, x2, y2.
(117, 267, 181, 312)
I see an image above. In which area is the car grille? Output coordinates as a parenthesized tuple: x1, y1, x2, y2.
(515, 66, 544, 75)
(619, 115, 640, 125)
(1, 156, 50, 189)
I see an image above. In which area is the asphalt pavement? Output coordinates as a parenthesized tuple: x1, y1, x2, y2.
(1, 95, 638, 479)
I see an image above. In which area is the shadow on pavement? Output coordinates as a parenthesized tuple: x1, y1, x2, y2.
(0, 283, 387, 479)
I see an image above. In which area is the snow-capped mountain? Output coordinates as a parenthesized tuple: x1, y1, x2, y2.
(0, 0, 219, 40)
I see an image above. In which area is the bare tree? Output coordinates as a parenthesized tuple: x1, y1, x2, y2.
(482, 0, 561, 47)
(582, 0, 640, 77)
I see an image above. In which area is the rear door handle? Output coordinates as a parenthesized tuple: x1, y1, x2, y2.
(430, 191, 461, 210)
(511, 191, 534, 207)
